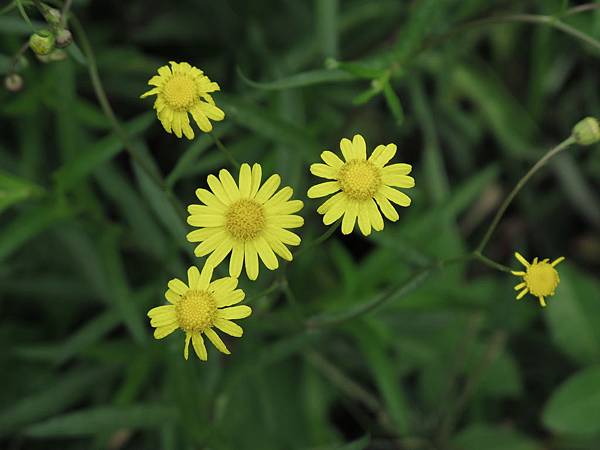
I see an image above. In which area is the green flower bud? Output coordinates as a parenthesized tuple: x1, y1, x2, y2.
(40, 5, 62, 26)
(572, 117, 600, 146)
(29, 29, 56, 56)
(55, 28, 73, 48)
(4, 73, 24, 92)
(36, 49, 68, 63)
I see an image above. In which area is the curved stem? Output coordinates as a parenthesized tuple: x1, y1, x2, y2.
(473, 251, 512, 273)
(293, 221, 340, 259)
(70, 16, 187, 222)
(476, 136, 576, 253)
(211, 133, 239, 168)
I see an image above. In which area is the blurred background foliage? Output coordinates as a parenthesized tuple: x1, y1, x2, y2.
(1, 0, 600, 449)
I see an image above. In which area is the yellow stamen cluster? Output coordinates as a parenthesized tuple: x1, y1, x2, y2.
(176, 290, 217, 332)
(225, 199, 266, 242)
(512, 252, 564, 307)
(338, 160, 382, 201)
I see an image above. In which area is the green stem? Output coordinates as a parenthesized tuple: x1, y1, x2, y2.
(59, 0, 72, 27)
(473, 251, 512, 273)
(211, 133, 239, 168)
(70, 16, 187, 222)
(476, 136, 576, 253)
(293, 221, 340, 259)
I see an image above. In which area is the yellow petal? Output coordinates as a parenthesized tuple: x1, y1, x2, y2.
(213, 318, 243, 337)
(357, 205, 371, 236)
(193, 230, 227, 257)
(374, 192, 399, 221)
(516, 288, 529, 300)
(341, 201, 358, 235)
(219, 169, 240, 201)
(244, 241, 259, 280)
(195, 188, 227, 211)
(369, 143, 396, 167)
(270, 214, 304, 229)
(164, 290, 180, 304)
(320, 150, 344, 168)
(250, 163, 262, 198)
(187, 214, 225, 228)
(381, 186, 411, 207)
(205, 239, 234, 268)
(204, 328, 230, 354)
(216, 289, 245, 307)
(148, 304, 176, 317)
(255, 174, 282, 204)
(366, 198, 384, 231)
(255, 237, 279, 270)
(310, 163, 337, 179)
(192, 333, 208, 361)
(514, 252, 530, 268)
(229, 242, 244, 278)
(183, 333, 191, 360)
(219, 305, 252, 320)
(168, 278, 188, 295)
(238, 163, 252, 198)
(187, 266, 200, 289)
(154, 323, 178, 339)
(307, 181, 340, 198)
(352, 134, 367, 160)
(552, 256, 565, 267)
(207, 174, 232, 205)
(340, 137, 355, 161)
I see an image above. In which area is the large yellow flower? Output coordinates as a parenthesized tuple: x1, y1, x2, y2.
(512, 252, 565, 307)
(187, 163, 304, 280)
(141, 61, 225, 139)
(148, 264, 250, 361)
(308, 134, 415, 235)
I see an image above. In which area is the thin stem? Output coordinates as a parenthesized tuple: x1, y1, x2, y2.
(438, 331, 506, 445)
(59, 0, 72, 27)
(294, 221, 340, 259)
(563, 3, 600, 16)
(69, 16, 187, 222)
(211, 133, 239, 168)
(473, 251, 513, 273)
(476, 136, 576, 253)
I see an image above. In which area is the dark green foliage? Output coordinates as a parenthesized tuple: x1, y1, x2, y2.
(1, 0, 600, 449)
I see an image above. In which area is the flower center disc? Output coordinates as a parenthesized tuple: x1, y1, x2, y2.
(162, 75, 197, 110)
(338, 160, 381, 201)
(225, 199, 266, 242)
(176, 290, 217, 332)
(525, 263, 559, 297)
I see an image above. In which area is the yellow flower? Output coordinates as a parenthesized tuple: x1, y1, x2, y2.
(307, 134, 415, 235)
(511, 252, 565, 307)
(148, 264, 251, 361)
(187, 163, 304, 280)
(141, 61, 225, 139)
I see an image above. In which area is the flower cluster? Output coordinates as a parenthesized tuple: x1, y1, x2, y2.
(142, 61, 576, 362)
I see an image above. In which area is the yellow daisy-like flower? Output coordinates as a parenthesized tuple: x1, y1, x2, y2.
(141, 61, 225, 139)
(186, 163, 304, 281)
(307, 134, 415, 235)
(148, 264, 251, 361)
(511, 252, 565, 307)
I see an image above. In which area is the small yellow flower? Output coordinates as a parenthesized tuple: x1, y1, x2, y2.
(308, 134, 415, 235)
(141, 61, 225, 139)
(511, 252, 565, 307)
(148, 264, 251, 361)
(187, 163, 304, 280)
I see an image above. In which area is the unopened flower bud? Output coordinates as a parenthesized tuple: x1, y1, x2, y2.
(572, 117, 600, 146)
(37, 49, 67, 63)
(4, 74, 24, 92)
(55, 28, 73, 48)
(40, 5, 61, 26)
(29, 29, 56, 56)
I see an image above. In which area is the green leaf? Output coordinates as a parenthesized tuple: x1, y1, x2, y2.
(0, 202, 69, 262)
(238, 68, 354, 90)
(451, 423, 540, 450)
(543, 366, 600, 435)
(53, 112, 154, 191)
(382, 80, 404, 125)
(545, 266, 600, 365)
(355, 320, 410, 433)
(0, 368, 110, 435)
(26, 404, 176, 438)
(219, 96, 319, 154)
(0, 169, 43, 214)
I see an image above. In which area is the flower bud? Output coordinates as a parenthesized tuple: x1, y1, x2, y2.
(36, 49, 67, 63)
(29, 29, 56, 56)
(40, 5, 61, 26)
(572, 117, 600, 146)
(4, 74, 24, 92)
(55, 28, 73, 48)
